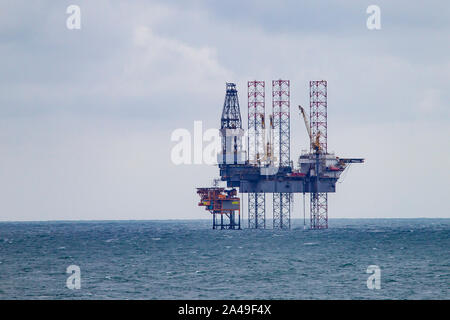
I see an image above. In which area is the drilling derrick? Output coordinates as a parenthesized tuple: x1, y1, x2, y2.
(272, 80, 291, 229)
(309, 80, 328, 229)
(248, 81, 266, 229)
(219, 83, 245, 165)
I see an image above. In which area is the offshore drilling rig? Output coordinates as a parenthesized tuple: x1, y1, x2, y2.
(197, 80, 363, 230)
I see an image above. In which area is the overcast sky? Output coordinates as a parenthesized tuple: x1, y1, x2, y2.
(0, 0, 449, 221)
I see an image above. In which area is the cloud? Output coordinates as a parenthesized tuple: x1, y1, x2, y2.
(120, 25, 232, 96)
(0, 1, 232, 119)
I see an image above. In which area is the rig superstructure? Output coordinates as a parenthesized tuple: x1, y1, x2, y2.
(197, 80, 363, 230)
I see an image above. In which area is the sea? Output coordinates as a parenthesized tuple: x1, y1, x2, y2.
(0, 219, 448, 299)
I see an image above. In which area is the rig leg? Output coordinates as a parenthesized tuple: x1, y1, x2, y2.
(248, 192, 265, 229)
(273, 193, 291, 229)
(310, 192, 328, 229)
(238, 211, 241, 230)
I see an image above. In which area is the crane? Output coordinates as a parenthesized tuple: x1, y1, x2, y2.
(298, 105, 321, 153)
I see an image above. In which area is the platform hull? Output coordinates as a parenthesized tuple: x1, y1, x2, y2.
(220, 164, 338, 193)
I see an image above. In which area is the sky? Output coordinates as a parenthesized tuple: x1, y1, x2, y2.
(0, 0, 449, 221)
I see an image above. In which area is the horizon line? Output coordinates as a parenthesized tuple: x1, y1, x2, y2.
(0, 217, 449, 223)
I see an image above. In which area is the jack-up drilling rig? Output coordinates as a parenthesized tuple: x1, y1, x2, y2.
(197, 80, 363, 229)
